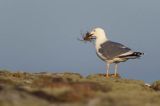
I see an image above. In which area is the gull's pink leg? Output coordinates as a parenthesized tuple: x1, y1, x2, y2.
(106, 63, 110, 78)
(114, 63, 118, 77)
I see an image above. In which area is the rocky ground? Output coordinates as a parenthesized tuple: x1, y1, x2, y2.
(0, 70, 160, 106)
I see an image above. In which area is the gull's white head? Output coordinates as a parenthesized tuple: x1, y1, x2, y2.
(89, 27, 108, 41)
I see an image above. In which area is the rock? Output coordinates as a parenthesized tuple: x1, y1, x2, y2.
(151, 80, 160, 91)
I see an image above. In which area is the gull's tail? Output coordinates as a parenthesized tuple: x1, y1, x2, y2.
(119, 52, 144, 59)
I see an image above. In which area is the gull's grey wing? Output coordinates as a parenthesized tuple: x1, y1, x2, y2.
(98, 41, 131, 60)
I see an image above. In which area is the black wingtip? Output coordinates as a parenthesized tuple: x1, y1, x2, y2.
(118, 52, 144, 58)
(133, 52, 144, 56)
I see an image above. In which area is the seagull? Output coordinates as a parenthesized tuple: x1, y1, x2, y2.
(86, 27, 144, 78)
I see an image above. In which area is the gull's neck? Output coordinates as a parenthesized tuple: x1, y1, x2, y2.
(95, 33, 108, 49)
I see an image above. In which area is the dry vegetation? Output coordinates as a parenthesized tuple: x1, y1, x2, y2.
(0, 69, 160, 106)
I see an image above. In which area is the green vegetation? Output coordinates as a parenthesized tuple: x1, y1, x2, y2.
(0, 69, 160, 106)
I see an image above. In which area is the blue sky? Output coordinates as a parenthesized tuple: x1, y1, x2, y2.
(0, 0, 160, 83)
